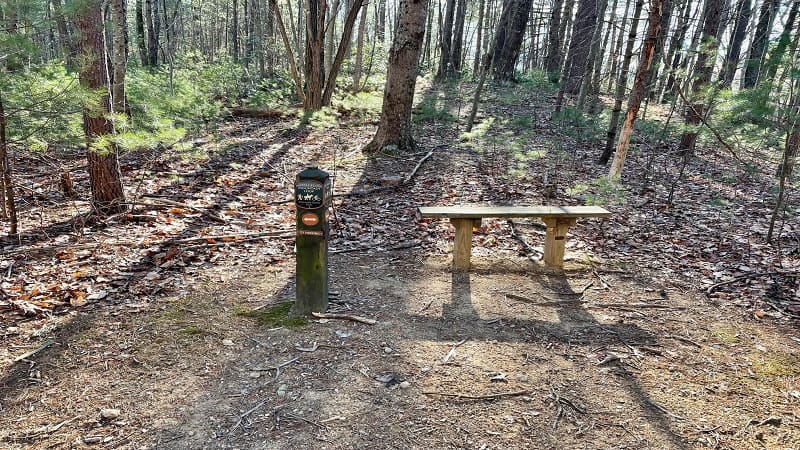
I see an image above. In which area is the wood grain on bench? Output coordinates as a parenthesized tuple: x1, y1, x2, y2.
(418, 206, 611, 269)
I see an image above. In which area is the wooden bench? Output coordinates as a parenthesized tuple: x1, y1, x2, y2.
(418, 206, 611, 269)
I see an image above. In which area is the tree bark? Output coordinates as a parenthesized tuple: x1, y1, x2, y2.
(720, 0, 751, 87)
(450, 0, 467, 72)
(269, 0, 306, 103)
(763, 0, 800, 82)
(135, 0, 148, 65)
(363, 0, 428, 153)
(0, 91, 17, 236)
(544, 0, 565, 80)
(600, 0, 644, 164)
(304, 0, 327, 110)
(743, 0, 779, 88)
(110, 0, 128, 115)
(562, 0, 607, 94)
(606, 0, 631, 91)
(490, 0, 534, 80)
(609, 0, 664, 178)
(473, 0, 486, 76)
(321, 0, 365, 106)
(678, 0, 725, 154)
(436, 0, 456, 78)
(576, 0, 609, 108)
(75, 0, 127, 215)
(353, 4, 368, 91)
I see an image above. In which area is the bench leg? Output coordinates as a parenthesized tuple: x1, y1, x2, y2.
(542, 218, 576, 268)
(450, 218, 473, 270)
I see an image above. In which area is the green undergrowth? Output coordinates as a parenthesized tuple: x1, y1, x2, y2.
(235, 302, 309, 328)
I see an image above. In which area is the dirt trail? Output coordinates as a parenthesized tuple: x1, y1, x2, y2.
(2, 82, 800, 449)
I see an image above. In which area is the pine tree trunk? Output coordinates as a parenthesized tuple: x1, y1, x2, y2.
(322, 0, 365, 105)
(576, 0, 609, 108)
(0, 91, 18, 236)
(135, 0, 148, 65)
(436, 0, 456, 78)
(678, 0, 725, 153)
(325, 0, 340, 75)
(591, 0, 618, 94)
(110, 0, 128, 114)
(304, 0, 327, 110)
(544, 0, 565, 80)
(473, 0, 486, 76)
(232, 0, 239, 61)
(609, 0, 664, 178)
(662, 0, 701, 102)
(353, 5, 368, 91)
(743, 0, 779, 88)
(720, 0, 751, 87)
(490, 0, 534, 80)
(562, 0, 607, 94)
(377, 0, 386, 42)
(450, 0, 467, 72)
(763, 0, 799, 81)
(606, 0, 631, 91)
(600, 0, 644, 164)
(75, 0, 127, 215)
(363, 0, 428, 153)
(52, 0, 77, 67)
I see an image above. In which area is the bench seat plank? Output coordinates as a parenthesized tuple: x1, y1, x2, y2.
(418, 206, 611, 219)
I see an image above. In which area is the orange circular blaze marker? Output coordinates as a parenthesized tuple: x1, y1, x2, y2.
(301, 213, 319, 226)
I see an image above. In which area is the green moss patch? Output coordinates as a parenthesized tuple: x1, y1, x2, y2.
(235, 302, 309, 328)
(751, 353, 800, 377)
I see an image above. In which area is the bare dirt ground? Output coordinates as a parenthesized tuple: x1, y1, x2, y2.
(1, 82, 799, 449)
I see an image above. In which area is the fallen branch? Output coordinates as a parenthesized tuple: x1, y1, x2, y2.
(504, 292, 585, 306)
(330, 240, 422, 254)
(403, 148, 438, 184)
(311, 312, 377, 325)
(14, 339, 55, 362)
(170, 230, 294, 245)
(706, 271, 800, 296)
(253, 357, 300, 372)
(664, 334, 702, 348)
(590, 302, 686, 310)
(507, 220, 543, 258)
(422, 389, 531, 400)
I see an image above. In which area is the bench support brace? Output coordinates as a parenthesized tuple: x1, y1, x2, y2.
(542, 217, 576, 267)
(450, 218, 480, 270)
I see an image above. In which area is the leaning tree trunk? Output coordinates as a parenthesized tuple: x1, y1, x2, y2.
(473, 0, 486, 76)
(720, 0, 751, 87)
(678, 0, 725, 154)
(363, 0, 428, 153)
(763, 0, 800, 82)
(743, 0, 779, 89)
(599, 0, 644, 164)
(0, 91, 17, 236)
(75, 0, 127, 215)
(490, 0, 534, 80)
(304, 0, 326, 110)
(609, 0, 664, 178)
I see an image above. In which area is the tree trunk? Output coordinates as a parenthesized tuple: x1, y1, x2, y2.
(325, 0, 340, 75)
(720, 0, 751, 87)
(590, 0, 617, 94)
(304, 0, 326, 110)
(52, 0, 77, 67)
(377, 0, 386, 42)
(609, 0, 664, 178)
(0, 91, 18, 236)
(450, 0, 467, 73)
(743, 0, 779, 89)
(75, 0, 127, 215)
(768, 76, 800, 242)
(353, 5, 368, 91)
(436, 0, 456, 78)
(763, 0, 800, 82)
(490, 0, 534, 80)
(678, 0, 725, 154)
(269, 0, 306, 103)
(576, 0, 609, 108)
(135, 0, 148, 65)
(562, 0, 607, 94)
(473, 0, 486, 76)
(232, 0, 239, 61)
(363, 0, 428, 153)
(600, 0, 644, 164)
(544, 0, 565, 80)
(110, 0, 128, 115)
(660, 0, 698, 102)
(606, 0, 631, 91)
(321, 0, 365, 106)
(146, 0, 159, 65)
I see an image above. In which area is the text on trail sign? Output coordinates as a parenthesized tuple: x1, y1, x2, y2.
(296, 180, 324, 209)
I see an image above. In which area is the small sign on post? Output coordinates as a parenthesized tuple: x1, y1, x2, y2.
(294, 166, 331, 316)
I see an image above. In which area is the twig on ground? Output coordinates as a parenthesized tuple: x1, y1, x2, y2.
(504, 292, 585, 306)
(253, 357, 300, 372)
(170, 230, 294, 245)
(283, 412, 327, 430)
(329, 240, 422, 255)
(417, 300, 434, 313)
(664, 334, 702, 348)
(403, 148, 437, 184)
(14, 339, 55, 362)
(706, 271, 800, 295)
(422, 389, 531, 400)
(507, 219, 544, 258)
(311, 312, 377, 325)
(442, 338, 468, 364)
(295, 342, 319, 352)
(590, 303, 686, 310)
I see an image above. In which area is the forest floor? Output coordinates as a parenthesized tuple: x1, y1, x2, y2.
(1, 80, 799, 449)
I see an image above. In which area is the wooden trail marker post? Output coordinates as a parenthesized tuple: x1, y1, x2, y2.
(294, 167, 332, 315)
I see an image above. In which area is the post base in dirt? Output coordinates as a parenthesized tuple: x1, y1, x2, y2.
(295, 235, 328, 316)
(451, 218, 480, 270)
(542, 217, 576, 268)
